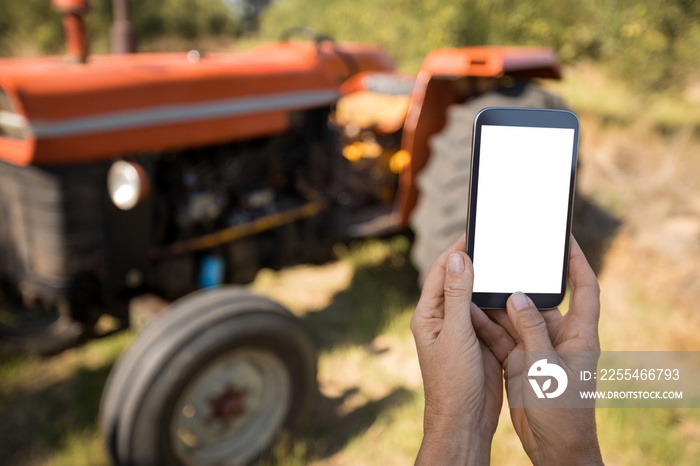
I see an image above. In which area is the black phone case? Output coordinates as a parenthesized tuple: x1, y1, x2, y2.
(466, 107, 579, 310)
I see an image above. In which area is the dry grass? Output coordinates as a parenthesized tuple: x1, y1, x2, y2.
(545, 63, 700, 130)
(2, 65, 700, 465)
(565, 81, 700, 465)
(575, 116, 700, 351)
(0, 332, 133, 465)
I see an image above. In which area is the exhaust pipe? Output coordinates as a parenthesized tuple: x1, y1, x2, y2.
(110, 0, 137, 54)
(52, 0, 90, 63)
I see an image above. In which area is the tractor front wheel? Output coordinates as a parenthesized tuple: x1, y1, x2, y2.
(99, 287, 316, 466)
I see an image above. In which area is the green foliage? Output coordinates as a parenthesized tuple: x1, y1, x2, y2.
(608, 0, 700, 90)
(0, 0, 63, 55)
(261, 0, 700, 91)
(233, 0, 275, 32)
(1, 0, 698, 92)
(261, 0, 469, 71)
(0, 0, 241, 56)
(130, 0, 240, 40)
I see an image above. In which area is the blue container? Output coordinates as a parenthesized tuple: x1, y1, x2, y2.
(199, 255, 225, 288)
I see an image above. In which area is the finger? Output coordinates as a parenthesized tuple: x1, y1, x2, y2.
(411, 234, 467, 341)
(566, 236, 601, 329)
(541, 308, 564, 337)
(417, 233, 467, 311)
(506, 292, 555, 352)
(487, 309, 518, 342)
(442, 250, 475, 332)
(471, 303, 515, 364)
(488, 307, 562, 345)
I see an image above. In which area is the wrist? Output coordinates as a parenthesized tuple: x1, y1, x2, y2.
(417, 431, 491, 466)
(418, 416, 493, 466)
(532, 440, 603, 466)
(536, 452, 604, 466)
(423, 398, 490, 436)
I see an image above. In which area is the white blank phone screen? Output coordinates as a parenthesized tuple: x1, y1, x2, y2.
(472, 125, 575, 293)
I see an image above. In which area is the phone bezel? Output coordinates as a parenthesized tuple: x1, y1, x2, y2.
(466, 107, 579, 310)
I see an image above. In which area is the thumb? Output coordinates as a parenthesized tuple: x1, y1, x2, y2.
(443, 252, 474, 331)
(506, 292, 554, 351)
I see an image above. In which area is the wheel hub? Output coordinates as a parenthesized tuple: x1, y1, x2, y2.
(209, 384, 246, 422)
(170, 348, 292, 465)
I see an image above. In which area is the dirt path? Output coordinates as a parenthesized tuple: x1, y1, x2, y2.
(576, 117, 700, 350)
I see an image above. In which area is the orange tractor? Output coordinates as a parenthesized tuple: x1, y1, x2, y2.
(0, 1, 566, 464)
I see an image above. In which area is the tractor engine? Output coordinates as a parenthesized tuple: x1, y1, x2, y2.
(144, 108, 341, 300)
(160, 125, 311, 242)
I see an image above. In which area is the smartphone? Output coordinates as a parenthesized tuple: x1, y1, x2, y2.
(466, 107, 579, 310)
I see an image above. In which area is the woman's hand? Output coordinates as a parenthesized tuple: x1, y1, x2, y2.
(411, 234, 508, 466)
(478, 236, 605, 466)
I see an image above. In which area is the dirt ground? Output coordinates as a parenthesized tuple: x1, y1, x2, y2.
(1, 104, 699, 466)
(574, 116, 700, 350)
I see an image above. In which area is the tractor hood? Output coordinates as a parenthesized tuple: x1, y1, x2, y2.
(0, 41, 393, 166)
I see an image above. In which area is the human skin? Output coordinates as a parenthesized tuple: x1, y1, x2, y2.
(411, 234, 502, 465)
(479, 236, 604, 466)
(411, 234, 604, 466)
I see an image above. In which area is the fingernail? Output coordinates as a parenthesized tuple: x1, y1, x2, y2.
(511, 292, 530, 311)
(447, 253, 464, 274)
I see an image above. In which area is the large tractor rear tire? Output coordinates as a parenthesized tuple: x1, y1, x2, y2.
(410, 82, 567, 283)
(100, 287, 316, 466)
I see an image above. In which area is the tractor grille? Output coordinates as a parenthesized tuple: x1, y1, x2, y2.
(0, 160, 108, 304)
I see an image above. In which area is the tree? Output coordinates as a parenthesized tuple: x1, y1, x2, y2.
(0, 0, 242, 56)
(224, 0, 274, 32)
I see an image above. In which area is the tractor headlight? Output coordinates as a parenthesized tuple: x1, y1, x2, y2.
(0, 88, 27, 140)
(107, 161, 149, 210)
